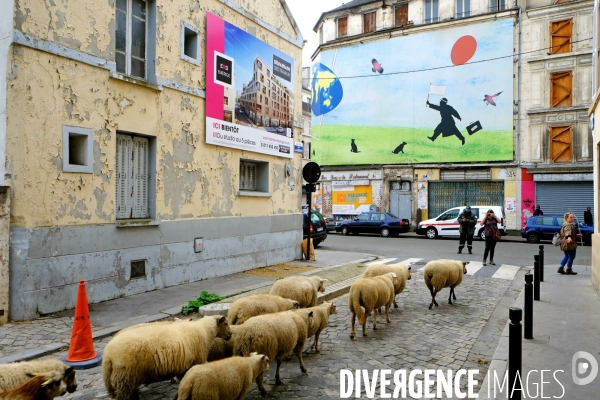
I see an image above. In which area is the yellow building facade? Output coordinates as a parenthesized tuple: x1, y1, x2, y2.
(0, 0, 304, 320)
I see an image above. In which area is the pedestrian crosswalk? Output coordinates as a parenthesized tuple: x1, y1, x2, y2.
(369, 257, 523, 281)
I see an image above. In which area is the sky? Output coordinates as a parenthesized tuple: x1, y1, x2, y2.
(286, 0, 345, 67)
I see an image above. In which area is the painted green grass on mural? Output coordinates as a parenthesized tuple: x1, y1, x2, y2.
(312, 125, 513, 165)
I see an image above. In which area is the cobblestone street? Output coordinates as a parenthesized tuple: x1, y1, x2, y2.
(43, 269, 521, 400)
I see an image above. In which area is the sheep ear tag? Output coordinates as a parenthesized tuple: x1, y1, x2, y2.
(41, 379, 52, 387)
(250, 352, 258, 356)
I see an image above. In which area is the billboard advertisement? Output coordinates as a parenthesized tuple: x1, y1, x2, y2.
(332, 184, 372, 215)
(205, 12, 295, 158)
(311, 19, 514, 165)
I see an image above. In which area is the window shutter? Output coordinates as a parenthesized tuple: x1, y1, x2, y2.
(550, 19, 572, 55)
(240, 162, 257, 190)
(395, 4, 408, 26)
(132, 136, 149, 218)
(549, 125, 573, 163)
(364, 12, 376, 33)
(550, 71, 572, 107)
(337, 17, 347, 38)
(116, 134, 133, 219)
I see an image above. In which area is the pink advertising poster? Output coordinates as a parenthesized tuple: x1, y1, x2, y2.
(521, 168, 535, 226)
(205, 12, 294, 159)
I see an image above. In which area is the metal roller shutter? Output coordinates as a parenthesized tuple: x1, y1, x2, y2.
(429, 181, 504, 218)
(535, 182, 593, 219)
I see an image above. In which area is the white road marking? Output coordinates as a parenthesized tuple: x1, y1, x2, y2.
(491, 264, 520, 280)
(466, 261, 484, 275)
(365, 258, 397, 265)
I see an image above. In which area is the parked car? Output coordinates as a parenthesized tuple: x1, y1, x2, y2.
(335, 212, 410, 237)
(416, 205, 506, 240)
(324, 216, 337, 233)
(303, 210, 327, 247)
(521, 215, 593, 245)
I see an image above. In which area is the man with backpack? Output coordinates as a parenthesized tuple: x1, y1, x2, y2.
(457, 206, 477, 254)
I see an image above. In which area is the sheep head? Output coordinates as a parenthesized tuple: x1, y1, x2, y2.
(291, 300, 300, 309)
(407, 266, 412, 280)
(462, 261, 469, 274)
(214, 316, 232, 340)
(329, 302, 338, 315)
(318, 278, 327, 293)
(252, 354, 270, 373)
(64, 367, 77, 393)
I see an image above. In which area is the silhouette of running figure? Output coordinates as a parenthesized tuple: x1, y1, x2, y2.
(426, 98, 465, 145)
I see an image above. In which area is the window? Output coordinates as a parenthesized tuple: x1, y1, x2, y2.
(319, 27, 323, 44)
(303, 141, 311, 159)
(490, 0, 506, 12)
(425, 0, 439, 23)
(116, 133, 153, 219)
(364, 12, 376, 33)
(395, 4, 408, 26)
(63, 126, 94, 173)
(356, 214, 370, 221)
(457, 0, 471, 18)
(116, 0, 147, 78)
(550, 71, 573, 107)
(537, 217, 556, 226)
(337, 17, 348, 38)
(181, 21, 200, 65)
(550, 19, 572, 55)
(239, 159, 269, 194)
(550, 125, 573, 163)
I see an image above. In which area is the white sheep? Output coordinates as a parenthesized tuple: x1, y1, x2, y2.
(0, 358, 77, 393)
(364, 262, 412, 309)
(348, 272, 397, 339)
(227, 294, 300, 325)
(423, 260, 469, 310)
(175, 354, 270, 400)
(295, 301, 338, 353)
(269, 276, 326, 307)
(0, 373, 67, 400)
(232, 310, 313, 391)
(102, 315, 231, 400)
(207, 324, 243, 362)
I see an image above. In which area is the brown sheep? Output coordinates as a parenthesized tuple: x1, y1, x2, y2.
(423, 260, 469, 310)
(0, 374, 67, 400)
(269, 276, 326, 307)
(227, 294, 300, 325)
(0, 358, 77, 393)
(364, 262, 411, 309)
(295, 301, 338, 353)
(348, 272, 397, 339)
(206, 324, 242, 362)
(175, 354, 270, 400)
(102, 315, 231, 400)
(232, 310, 313, 392)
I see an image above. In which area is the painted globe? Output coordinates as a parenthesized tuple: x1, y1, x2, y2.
(311, 63, 343, 116)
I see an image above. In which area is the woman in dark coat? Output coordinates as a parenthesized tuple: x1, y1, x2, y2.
(558, 213, 582, 275)
(482, 209, 501, 266)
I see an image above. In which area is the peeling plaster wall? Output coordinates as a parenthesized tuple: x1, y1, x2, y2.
(6, 0, 304, 320)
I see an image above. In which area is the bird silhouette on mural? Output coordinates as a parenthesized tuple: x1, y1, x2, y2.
(483, 91, 503, 106)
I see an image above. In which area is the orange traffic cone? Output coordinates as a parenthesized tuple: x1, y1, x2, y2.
(63, 280, 102, 369)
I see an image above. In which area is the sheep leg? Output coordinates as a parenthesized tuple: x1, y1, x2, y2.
(362, 309, 368, 336)
(385, 303, 391, 323)
(372, 308, 378, 330)
(294, 343, 308, 373)
(448, 288, 453, 305)
(313, 330, 321, 352)
(275, 358, 283, 385)
(429, 286, 439, 310)
(255, 372, 267, 396)
(393, 294, 399, 309)
(350, 312, 356, 339)
(452, 286, 457, 300)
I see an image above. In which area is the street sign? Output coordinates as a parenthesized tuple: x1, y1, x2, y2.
(302, 162, 321, 184)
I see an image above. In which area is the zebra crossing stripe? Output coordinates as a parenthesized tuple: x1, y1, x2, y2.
(398, 258, 423, 266)
(365, 258, 397, 265)
(466, 262, 484, 275)
(491, 265, 520, 280)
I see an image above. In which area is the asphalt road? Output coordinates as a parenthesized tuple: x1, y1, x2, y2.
(319, 231, 593, 268)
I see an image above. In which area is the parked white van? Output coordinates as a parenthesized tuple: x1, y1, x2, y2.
(416, 206, 506, 240)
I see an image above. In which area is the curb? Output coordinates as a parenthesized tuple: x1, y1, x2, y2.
(1, 256, 378, 363)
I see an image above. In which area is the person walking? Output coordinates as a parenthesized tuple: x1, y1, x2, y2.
(533, 205, 543, 216)
(457, 206, 477, 254)
(584, 206, 593, 225)
(426, 98, 465, 145)
(481, 209, 501, 266)
(557, 212, 582, 275)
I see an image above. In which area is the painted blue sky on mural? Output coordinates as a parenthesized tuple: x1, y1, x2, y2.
(314, 19, 513, 131)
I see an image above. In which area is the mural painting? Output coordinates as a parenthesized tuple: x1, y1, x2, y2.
(311, 19, 514, 165)
(205, 12, 294, 158)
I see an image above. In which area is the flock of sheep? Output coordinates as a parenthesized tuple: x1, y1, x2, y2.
(0, 259, 468, 400)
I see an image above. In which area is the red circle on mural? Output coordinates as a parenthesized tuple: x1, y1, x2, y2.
(451, 36, 477, 65)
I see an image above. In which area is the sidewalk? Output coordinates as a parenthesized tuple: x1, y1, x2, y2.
(479, 262, 600, 398)
(0, 249, 377, 364)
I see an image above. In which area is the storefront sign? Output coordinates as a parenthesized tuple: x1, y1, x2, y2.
(321, 170, 382, 181)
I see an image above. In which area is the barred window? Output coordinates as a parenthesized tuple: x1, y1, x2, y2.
(240, 161, 257, 191)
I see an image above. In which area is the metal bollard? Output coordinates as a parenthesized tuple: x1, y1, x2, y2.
(539, 245, 544, 282)
(508, 307, 523, 400)
(533, 255, 540, 301)
(524, 274, 533, 339)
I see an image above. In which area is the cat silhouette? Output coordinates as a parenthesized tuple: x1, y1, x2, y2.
(350, 139, 361, 153)
(392, 142, 407, 154)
